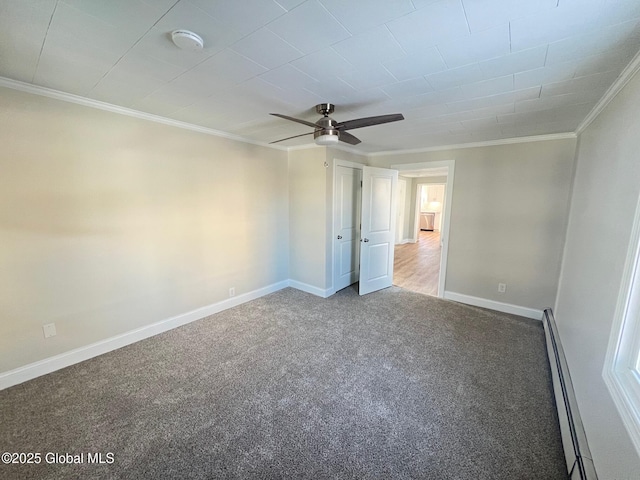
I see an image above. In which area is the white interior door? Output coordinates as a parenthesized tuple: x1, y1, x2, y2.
(333, 165, 362, 292)
(359, 166, 398, 296)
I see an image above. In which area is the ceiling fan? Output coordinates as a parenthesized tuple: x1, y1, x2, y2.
(270, 103, 404, 146)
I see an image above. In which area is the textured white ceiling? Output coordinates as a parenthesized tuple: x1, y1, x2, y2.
(1, 0, 639, 153)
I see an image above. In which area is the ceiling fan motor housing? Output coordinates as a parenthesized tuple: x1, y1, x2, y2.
(314, 116, 340, 144)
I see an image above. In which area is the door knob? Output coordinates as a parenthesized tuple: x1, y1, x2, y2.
(337, 235, 342, 239)
(363, 238, 369, 242)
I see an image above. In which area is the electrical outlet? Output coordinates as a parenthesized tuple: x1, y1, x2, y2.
(498, 283, 507, 293)
(229, 287, 235, 297)
(43, 323, 57, 338)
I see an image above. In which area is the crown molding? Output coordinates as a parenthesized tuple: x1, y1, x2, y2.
(2, 76, 611, 157)
(576, 50, 640, 135)
(326, 143, 371, 157)
(367, 132, 577, 157)
(286, 142, 368, 157)
(285, 143, 324, 152)
(0, 77, 288, 151)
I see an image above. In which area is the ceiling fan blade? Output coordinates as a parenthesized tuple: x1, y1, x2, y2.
(270, 113, 320, 129)
(337, 113, 404, 131)
(339, 131, 361, 145)
(269, 131, 314, 144)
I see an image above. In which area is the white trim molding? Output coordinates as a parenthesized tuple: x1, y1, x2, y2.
(1, 77, 581, 158)
(0, 77, 286, 151)
(369, 133, 577, 157)
(334, 158, 366, 169)
(577, 49, 640, 135)
(444, 291, 544, 320)
(288, 280, 334, 298)
(0, 280, 289, 390)
(603, 191, 640, 457)
(287, 142, 366, 157)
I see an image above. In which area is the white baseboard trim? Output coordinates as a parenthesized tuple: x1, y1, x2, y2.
(0, 280, 289, 391)
(288, 279, 333, 298)
(396, 238, 413, 245)
(443, 291, 543, 320)
(2, 283, 542, 390)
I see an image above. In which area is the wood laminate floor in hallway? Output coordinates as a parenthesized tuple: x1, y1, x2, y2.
(393, 230, 441, 296)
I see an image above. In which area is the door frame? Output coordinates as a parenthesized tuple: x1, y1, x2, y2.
(391, 160, 455, 298)
(331, 159, 365, 295)
(396, 177, 408, 244)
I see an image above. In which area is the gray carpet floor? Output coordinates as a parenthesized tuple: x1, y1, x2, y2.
(1, 286, 567, 480)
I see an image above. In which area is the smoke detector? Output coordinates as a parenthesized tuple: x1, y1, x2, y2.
(171, 30, 204, 51)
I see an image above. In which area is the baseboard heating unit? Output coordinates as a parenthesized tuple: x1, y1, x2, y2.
(543, 308, 598, 480)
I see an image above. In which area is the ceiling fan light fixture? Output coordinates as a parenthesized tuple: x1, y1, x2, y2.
(171, 30, 204, 51)
(314, 130, 339, 146)
(271, 104, 403, 146)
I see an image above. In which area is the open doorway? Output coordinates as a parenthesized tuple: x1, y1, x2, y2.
(390, 161, 454, 298)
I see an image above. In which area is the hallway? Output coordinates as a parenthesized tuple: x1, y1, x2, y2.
(393, 231, 441, 296)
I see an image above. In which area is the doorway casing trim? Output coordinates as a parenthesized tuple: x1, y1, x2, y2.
(391, 160, 455, 299)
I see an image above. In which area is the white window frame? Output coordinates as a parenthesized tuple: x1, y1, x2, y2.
(604, 192, 640, 456)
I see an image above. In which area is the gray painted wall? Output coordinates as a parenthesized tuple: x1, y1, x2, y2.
(288, 146, 367, 292)
(6, 75, 638, 478)
(288, 147, 327, 289)
(0, 87, 289, 372)
(369, 138, 577, 310)
(555, 68, 640, 478)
